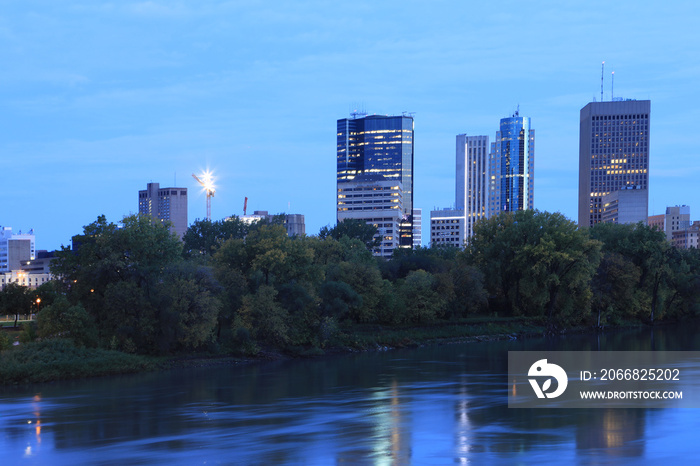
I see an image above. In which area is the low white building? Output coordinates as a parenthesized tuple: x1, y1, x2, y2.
(430, 209, 466, 248)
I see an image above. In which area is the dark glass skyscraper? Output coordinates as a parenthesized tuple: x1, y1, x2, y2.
(578, 100, 650, 227)
(337, 114, 415, 250)
(488, 113, 535, 217)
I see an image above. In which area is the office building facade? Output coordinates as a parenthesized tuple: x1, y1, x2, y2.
(430, 209, 466, 247)
(337, 114, 414, 253)
(337, 174, 404, 258)
(138, 183, 188, 239)
(488, 113, 535, 218)
(578, 100, 650, 227)
(238, 211, 306, 237)
(456, 134, 489, 241)
(0, 227, 35, 273)
(412, 208, 422, 248)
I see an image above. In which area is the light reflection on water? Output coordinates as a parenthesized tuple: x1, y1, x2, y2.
(1, 325, 700, 464)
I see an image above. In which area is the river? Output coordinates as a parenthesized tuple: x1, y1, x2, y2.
(2, 323, 700, 465)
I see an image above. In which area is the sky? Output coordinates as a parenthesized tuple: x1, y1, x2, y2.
(2, 1, 700, 251)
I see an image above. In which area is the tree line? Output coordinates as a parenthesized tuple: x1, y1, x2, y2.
(3, 209, 699, 355)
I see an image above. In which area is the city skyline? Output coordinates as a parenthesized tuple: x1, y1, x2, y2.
(3, 2, 700, 250)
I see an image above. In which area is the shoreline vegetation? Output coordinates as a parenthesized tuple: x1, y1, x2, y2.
(1, 210, 699, 385)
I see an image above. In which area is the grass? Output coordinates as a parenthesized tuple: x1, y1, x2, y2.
(0, 338, 157, 384)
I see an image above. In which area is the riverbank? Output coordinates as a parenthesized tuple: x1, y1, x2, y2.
(0, 315, 654, 385)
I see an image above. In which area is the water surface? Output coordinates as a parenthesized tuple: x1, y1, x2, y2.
(2, 324, 700, 464)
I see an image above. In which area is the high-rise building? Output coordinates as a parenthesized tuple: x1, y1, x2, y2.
(337, 174, 404, 258)
(578, 100, 650, 227)
(488, 112, 535, 218)
(456, 134, 489, 240)
(412, 208, 422, 248)
(337, 114, 415, 253)
(138, 182, 188, 239)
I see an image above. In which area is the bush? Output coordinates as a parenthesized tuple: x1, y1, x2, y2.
(0, 339, 155, 384)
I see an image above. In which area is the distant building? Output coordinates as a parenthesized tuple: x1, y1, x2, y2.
(430, 209, 465, 247)
(601, 189, 649, 225)
(138, 182, 188, 239)
(412, 208, 422, 248)
(337, 113, 415, 253)
(488, 112, 535, 218)
(0, 227, 35, 273)
(648, 214, 664, 232)
(240, 210, 306, 237)
(0, 230, 54, 290)
(578, 100, 650, 227)
(672, 221, 700, 249)
(664, 206, 691, 242)
(456, 134, 489, 241)
(337, 174, 404, 258)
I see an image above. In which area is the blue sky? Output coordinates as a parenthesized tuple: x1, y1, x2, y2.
(2, 1, 700, 250)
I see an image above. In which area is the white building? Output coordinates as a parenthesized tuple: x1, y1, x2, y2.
(672, 222, 700, 249)
(0, 227, 35, 273)
(239, 211, 306, 237)
(456, 134, 489, 241)
(430, 209, 466, 247)
(337, 174, 404, 258)
(412, 208, 422, 248)
(664, 205, 691, 242)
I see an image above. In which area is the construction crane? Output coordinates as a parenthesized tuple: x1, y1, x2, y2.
(192, 171, 215, 220)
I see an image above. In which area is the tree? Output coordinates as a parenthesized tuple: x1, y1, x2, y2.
(238, 285, 289, 346)
(397, 270, 445, 323)
(468, 210, 601, 324)
(51, 214, 186, 352)
(590, 222, 673, 323)
(36, 297, 97, 347)
(319, 219, 381, 251)
(0, 283, 33, 327)
(591, 252, 643, 327)
(182, 216, 249, 257)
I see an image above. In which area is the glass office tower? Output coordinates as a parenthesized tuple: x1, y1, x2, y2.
(488, 112, 535, 217)
(337, 114, 415, 249)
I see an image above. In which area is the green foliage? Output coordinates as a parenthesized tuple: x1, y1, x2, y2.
(0, 339, 155, 384)
(0, 331, 10, 350)
(319, 219, 382, 251)
(468, 210, 601, 324)
(0, 282, 34, 327)
(590, 222, 675, 323)
(239, 285, 289, 346)
(34, 208, 700, 364)
(36, 297, 97, 347)
(397, 270, 445, 323)
(182, 216, 249, 257)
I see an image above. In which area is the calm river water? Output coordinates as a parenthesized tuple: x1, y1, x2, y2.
(2, 324, 700, 465)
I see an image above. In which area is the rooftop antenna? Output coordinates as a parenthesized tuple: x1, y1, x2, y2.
(601, 61, 605, 102)
(350, 102, 367, 119)
(611, 71, 615, 100)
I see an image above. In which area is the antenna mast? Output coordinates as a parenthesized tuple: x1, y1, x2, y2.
(601, 61, 605, 102)
(611, 71, 615, 100)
